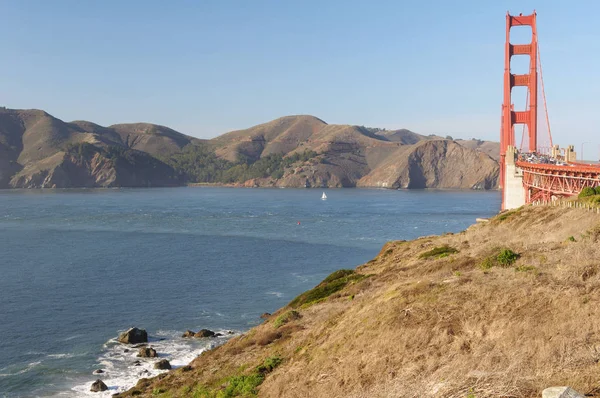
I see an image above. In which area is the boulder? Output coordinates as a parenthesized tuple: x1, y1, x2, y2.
(137, 347, 157, 358)
(154, 359, 171, 370)
(93, 369, 104, 374)
(194, 329, 216, 338)
(90, 379, 108, 392)
(260, 313, 272, 319)
(542, 387, 585, 398)
(118, 327, 148, 344)
(181, 330, 196, 338)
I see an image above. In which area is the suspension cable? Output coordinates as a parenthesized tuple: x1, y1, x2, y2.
(538, 43, 553, 148)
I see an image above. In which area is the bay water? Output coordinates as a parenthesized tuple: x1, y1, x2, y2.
(0, 187, 500, 397)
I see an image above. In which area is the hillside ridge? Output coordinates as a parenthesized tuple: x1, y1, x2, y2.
(0, 108, 500, 189)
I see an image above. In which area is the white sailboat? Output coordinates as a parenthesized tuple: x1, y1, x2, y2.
(321, 192, 327, 200)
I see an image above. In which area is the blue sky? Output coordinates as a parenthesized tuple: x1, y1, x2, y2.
(1, 1, 599, 157)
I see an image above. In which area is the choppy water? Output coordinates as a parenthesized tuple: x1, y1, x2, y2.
(0, 187, 500, 397)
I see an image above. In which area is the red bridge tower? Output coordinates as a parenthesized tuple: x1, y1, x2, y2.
(501, 12, 538, 210)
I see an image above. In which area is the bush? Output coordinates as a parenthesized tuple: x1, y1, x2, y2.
(596, 186, 600, 195)
(579, 187, 596, 198)
(419, 245, 459, 259)
(256, 356, 283, 374)
(497, 249, 520, 266)
(192, 356, 283, 397)
(273, 310, 301, 328)
(288, 269, 368, 308)
(479, 248, 520, 270)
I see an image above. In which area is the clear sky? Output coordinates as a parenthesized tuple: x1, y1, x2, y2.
(1, 0, 599, 157)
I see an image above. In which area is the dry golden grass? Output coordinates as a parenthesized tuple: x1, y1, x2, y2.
(116, 206, 600, 398)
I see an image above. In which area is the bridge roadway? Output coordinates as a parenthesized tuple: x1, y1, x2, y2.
(516, 161, 600, 203)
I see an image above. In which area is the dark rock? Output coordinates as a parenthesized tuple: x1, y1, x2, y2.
(260, 313, 272, 319)
(214, 333, 223, 337)
(118, 327, 148, 344)
(154, 359, 171, 370)
(137, 347, 157, 358)
(194, 329, 216, 338)
(181, 330, 196, 338)
(93, 369, 104, 374)
(181, 365, 193, 372)
(123, 349, 130, 353)
(227, 330, 234, 335)
(90, 379, 108, 392)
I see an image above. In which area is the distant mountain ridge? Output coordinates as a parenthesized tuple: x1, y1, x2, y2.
(0, 108, 500, 189)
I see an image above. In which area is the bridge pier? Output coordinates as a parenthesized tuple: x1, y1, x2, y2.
(503, 146, 526, 210)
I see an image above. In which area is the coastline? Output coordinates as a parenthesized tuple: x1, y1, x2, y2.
(111, 204, 600, 397)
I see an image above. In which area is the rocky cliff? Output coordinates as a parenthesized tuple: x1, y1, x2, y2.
(9, 144, 181, 188)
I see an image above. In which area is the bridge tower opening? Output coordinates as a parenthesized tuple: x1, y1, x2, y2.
(501, 12, 538, 210)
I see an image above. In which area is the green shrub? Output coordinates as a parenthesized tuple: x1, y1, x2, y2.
(273, 310, 301, 328)
(497, 249, 519, 266)
(288, 269, 368, 308)
(479, 248, 519, 270)
(322, 269, 355, 283)
(568, 236, 576, 242)
(192, 356, 283, 398)
(596, 186, 600, 195)
(579, 187, 596, 198)
(256, 356, 283, 374)
(221, 374, 264, 397)
(419, 245, 459, 259)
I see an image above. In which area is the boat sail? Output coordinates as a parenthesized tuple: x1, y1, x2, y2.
(321, 192, 327, 200)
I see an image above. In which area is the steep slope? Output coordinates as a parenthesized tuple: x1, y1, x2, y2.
(115, 205, 600, 398)
(358, 140, 499, 189)
(9, 144, 181, 188)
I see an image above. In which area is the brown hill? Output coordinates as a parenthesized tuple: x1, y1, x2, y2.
(0, 108, 499, 189)
(0, 108, 193, 188)
(212, 116, 499, 189)
(115, 205, 600, 398)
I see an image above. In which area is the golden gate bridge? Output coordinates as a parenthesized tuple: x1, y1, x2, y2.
(500, 11, 600, 210)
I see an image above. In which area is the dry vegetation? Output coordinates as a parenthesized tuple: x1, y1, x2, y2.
(116, 205, 600, 398)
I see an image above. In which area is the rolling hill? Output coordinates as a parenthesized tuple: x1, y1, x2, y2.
(0, 108, 500, 189)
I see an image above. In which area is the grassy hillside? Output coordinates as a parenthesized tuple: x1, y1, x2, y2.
(114, 205, 600, 398)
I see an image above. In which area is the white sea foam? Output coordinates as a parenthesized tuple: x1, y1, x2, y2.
(0, 361, 41, 377)
(68, 330, 238, 397)
(266, 291, 284, 298)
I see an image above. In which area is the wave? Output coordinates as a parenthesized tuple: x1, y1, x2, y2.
(69, 329, 238, 397)
(0, 361, 41, 377)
